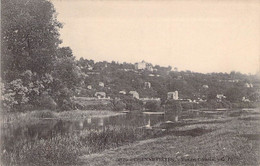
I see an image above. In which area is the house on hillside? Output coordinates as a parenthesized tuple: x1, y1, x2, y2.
(242, 97, 250, 102)
(139, 97, 160, 104)
(95, 92, 106, 99)
(129, 91, 139, 99)
(202, 85, 209, 89)
(216, 94, 226, 102)
(87, 85, 92, 90)
(99, 82, 104, 87)
(144, 82, 151, 89)
(167, 91, 178, 100)
(119, 90, 126, 95)
(88, 66, 93, 70)
(245, 83, 253, 88)
(134, 60, 153, 71)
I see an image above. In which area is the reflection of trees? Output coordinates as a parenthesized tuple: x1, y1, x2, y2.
(165, 100, 183, 122)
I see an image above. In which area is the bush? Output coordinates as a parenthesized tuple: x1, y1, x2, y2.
(35, 93, 57, 110)
(165, 100, 182, 113)
(144, 101, 161, 111)
(181, 102, 193, 110)
(109, 99, 126, 111)
(121, 96, 143, 111)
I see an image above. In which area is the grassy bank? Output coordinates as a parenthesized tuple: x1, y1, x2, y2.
(1, 125, 163, 166)
(79, 111, 260, 166)
(1, 109, 260, 165)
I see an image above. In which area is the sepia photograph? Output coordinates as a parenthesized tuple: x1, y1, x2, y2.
(1, 0, 260, 165)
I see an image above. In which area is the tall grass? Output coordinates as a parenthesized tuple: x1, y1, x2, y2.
(1, 125, 164, 166)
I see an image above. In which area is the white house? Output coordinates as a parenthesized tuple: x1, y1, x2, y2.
(95, 92, 106, 99)
(134, 60, 153, 71)
(144, 82, 151, 89)
(119, 90, 126, 95)
(167, 91, 178, 100)
(129, 91, 139, 99)
(245, 83, 253, 88)
(202, 85, 209, 89)
(216, 94, 226, 101)
(99, 82, 104, 87)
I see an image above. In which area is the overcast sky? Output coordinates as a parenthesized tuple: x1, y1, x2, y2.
(52, 0, 260, 74)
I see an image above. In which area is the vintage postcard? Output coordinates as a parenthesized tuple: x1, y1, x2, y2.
(1, 0, 260, 165)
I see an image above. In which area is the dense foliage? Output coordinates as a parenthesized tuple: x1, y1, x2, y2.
(1, 0, 83, 112)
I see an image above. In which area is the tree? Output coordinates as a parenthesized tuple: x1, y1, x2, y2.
(1, 0, 78, 111)
(207, 90, 217, 100)
(1, 0, 62, 81)
(144, 101, 160, 112)
(110, 98, 126, 111)
(225, 87, 243, 102)
(121, 95, 142, 111)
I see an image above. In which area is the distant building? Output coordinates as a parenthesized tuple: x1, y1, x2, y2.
(88, 66, 93, 70)
(129, 91, 139, 99)
(99, 82, 104, 87)
(144, 82, 151, 89)
(245, 83, 253, 88)
(95, 92, 106, 99)
(134, 60, 153, 71)
(87, 85, 92, 90)
(139, 97, 160, 104)
(202, 85, 209, 89)
(198, 98, 206, 102)
(216, 94, 226, 102)
(242, 97, 250, 102)
(167, 91, 178, 100)
(119, 90, 126, 95)
(146, 65, 153, 71)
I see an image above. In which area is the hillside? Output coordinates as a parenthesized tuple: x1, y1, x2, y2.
(75, 58, 260, 104)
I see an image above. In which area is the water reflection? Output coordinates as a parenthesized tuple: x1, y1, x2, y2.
(87, 117, 91, 124)
(1, 110, 220, 144)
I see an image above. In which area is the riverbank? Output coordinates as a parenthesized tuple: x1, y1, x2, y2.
(79, 110, 260, 166)
(1, 108, 260, 165)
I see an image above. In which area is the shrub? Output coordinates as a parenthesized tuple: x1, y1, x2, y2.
(121, 96, 143, 111)
(109, 99, 126, 111)
(144, 101, 161, 111)
(35, 93, 57, 110)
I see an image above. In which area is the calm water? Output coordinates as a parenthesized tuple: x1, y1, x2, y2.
(1, 109, 231, 142)
(7, 108, 260, 146)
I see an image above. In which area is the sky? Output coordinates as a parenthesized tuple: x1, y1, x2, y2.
(52, 0, 260, 74)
